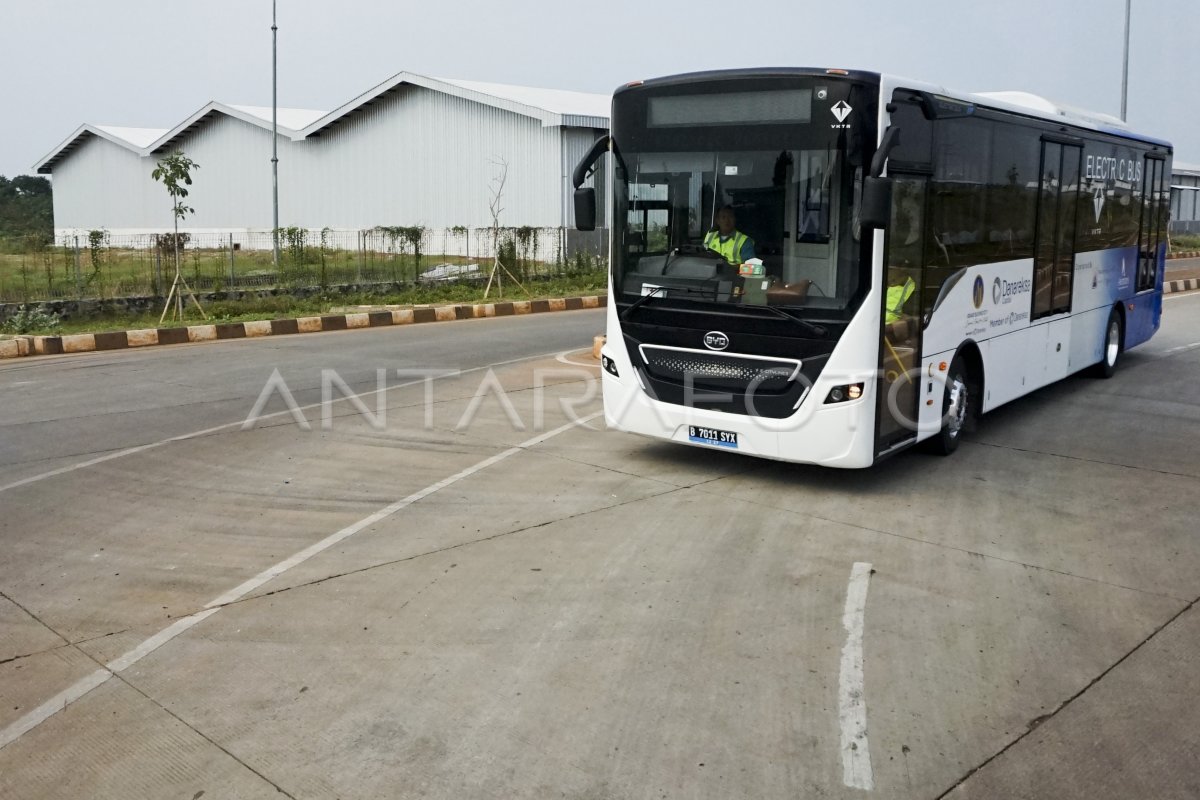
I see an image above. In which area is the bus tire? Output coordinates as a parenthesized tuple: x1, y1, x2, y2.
(926, 354, 972, 456)
(1093, 308, 1123, 379)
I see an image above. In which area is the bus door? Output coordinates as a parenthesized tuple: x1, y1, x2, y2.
(1137, 155, 1167, 293)
(876, 173, 928, 453)
(1033, 138, 1082, 318)
(1128, 153, 1168, 345)
(875, 93, 934, 456)
(1030, 139, 1082, 386)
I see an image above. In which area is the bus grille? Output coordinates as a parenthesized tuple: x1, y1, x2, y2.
(639, 346, 801, 390)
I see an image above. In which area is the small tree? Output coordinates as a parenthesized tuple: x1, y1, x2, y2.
(483, 157, 528, 299)
(152, 152, 206, 322)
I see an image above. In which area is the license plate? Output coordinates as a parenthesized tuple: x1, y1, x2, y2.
(688, 425, 739, 448)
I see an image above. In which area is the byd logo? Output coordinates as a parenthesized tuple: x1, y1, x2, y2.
(703, 331, 729, 351)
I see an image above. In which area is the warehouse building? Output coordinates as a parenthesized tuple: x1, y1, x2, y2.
(1171, 161, 1200, 234)
(34, 71, 610, 239)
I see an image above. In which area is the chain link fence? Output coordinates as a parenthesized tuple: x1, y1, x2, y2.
(0, 226, 608, 303)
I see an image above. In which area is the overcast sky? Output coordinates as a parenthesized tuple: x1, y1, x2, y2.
(3, 0, 1198, 179)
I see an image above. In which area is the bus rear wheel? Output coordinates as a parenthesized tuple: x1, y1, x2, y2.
(926, 355, 972, 456)
(1093, 308, 1123, 379)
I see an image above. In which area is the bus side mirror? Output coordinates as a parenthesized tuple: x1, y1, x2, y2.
(860, 177, 892, 230)
(574, 188, 597, 232)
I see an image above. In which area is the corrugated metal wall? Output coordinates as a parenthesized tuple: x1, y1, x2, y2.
(1171, 168, 1199, 228)
(560, 127, 608, 228)
(51, 85, 601, 236)
(52, 135, 172, 231)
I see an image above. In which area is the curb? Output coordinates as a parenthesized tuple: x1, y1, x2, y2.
(1166, 277, 1200, 294)
(1167, 251, 1200, 259)
(1, 295, 607, 360)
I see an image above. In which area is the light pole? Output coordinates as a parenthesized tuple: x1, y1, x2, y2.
(272, 0, 280, 268)
(1120, 0, 1131, 121)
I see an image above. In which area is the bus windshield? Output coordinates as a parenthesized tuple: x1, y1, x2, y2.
(611, 79, 877, 316)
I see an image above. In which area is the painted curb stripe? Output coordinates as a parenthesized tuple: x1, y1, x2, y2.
(157, 327, 189, 345)
(93, 331, 128, 351)
(0, 296, 607, 360)
(320, 315, 348, 331)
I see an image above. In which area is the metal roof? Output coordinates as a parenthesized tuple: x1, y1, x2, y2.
(144, 101, 326, 155)
(228, 105, 328, 131)
(300, 71, 610, 137)
(437, 77, 610, 124)
(33, 124, 171, 173)
(32, 107, 321, 174)
(93, 125, 171, 148)
(35, 71, 612, 173)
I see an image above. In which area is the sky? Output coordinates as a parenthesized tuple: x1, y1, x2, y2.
(2, 0, 1198, 179)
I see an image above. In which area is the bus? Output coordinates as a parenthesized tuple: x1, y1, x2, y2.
(571, 68, 1172, 468)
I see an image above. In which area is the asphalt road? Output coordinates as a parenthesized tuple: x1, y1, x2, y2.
(1, 294, 1198, 799)
(1167, 255, 1200, 281)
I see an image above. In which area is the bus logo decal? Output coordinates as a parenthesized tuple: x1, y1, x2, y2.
(704, 331, 730, 351)
(1093, 187, 1106, 222)
(973, 276, 985, 309)
(992, 277, 1002, 305)
(831, 101, 853, 123)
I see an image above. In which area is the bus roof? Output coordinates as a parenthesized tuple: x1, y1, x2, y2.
(880, 73, 1173, 150)
(613, 68, 1171, 150)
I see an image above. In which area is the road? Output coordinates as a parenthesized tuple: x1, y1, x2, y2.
(1167, 255, 1200, 281)
(1, 294, 1198, 799)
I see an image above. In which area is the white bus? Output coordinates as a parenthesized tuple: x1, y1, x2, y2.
(572, 68, 1172, 468)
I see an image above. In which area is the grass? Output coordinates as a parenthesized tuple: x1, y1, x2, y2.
(4, 272, 608, 336)
(1171, 233, 1200, 252)
(0, 247, 540, 303)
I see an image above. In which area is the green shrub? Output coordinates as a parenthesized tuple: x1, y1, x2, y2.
(2, 304, 61, 334)
(1172, 233, 1200, 252)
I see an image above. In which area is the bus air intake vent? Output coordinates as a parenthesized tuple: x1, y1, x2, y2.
(638, 345, 802, 390)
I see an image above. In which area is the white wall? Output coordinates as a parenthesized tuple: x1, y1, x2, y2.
(52, 85, 587, 236)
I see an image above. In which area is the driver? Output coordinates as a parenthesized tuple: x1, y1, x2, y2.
(703, 206, 755, 265)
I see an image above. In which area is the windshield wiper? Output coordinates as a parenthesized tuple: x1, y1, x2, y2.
(620, 285, 669, 320)
(752, 304, 830, 338)
(621, 284, 716, 320)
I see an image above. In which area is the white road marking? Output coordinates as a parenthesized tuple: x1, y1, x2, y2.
(555, 349, 601, 369)
(1164, 290, 1200, 301)
(1159, 341, 1200, 356)
(839, 561, 875, 791)
(0, 348, 569, 496)
(0, 411, 602, 751)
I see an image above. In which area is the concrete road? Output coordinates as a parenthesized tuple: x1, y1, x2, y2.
(1, 295, 1198, 799)
(1166, 255, 1200, 281)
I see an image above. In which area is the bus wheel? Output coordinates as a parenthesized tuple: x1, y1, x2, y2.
(928, 355, 971, 456)
(1093, 308, 1123, 379)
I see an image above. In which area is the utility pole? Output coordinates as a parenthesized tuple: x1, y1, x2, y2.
(1120, 0, 1131, 121)
(271, 0, 279, 268)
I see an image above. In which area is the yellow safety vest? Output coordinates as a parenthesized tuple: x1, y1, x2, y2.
(885, 277, 916, 323)
(704, 230, 750, 265)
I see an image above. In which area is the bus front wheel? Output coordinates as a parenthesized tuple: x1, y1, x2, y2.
(1093, 308, 1123, 379)
(926, 355, 972, 456)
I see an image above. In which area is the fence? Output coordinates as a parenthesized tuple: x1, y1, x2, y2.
(0, 226, 609, 303)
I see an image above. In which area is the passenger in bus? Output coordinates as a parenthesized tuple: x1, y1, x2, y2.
(885, 271, 917, 324)
(703, 207, 756, 265)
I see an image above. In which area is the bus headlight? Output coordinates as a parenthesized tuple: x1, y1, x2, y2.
(602, 355, 620, 377)
(824, 383, 864, 404)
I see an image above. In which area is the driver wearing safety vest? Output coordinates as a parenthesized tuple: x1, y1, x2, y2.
(703, 206, 755, 265)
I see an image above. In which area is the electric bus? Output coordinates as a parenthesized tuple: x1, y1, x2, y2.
(571, 68, 1171, 468)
